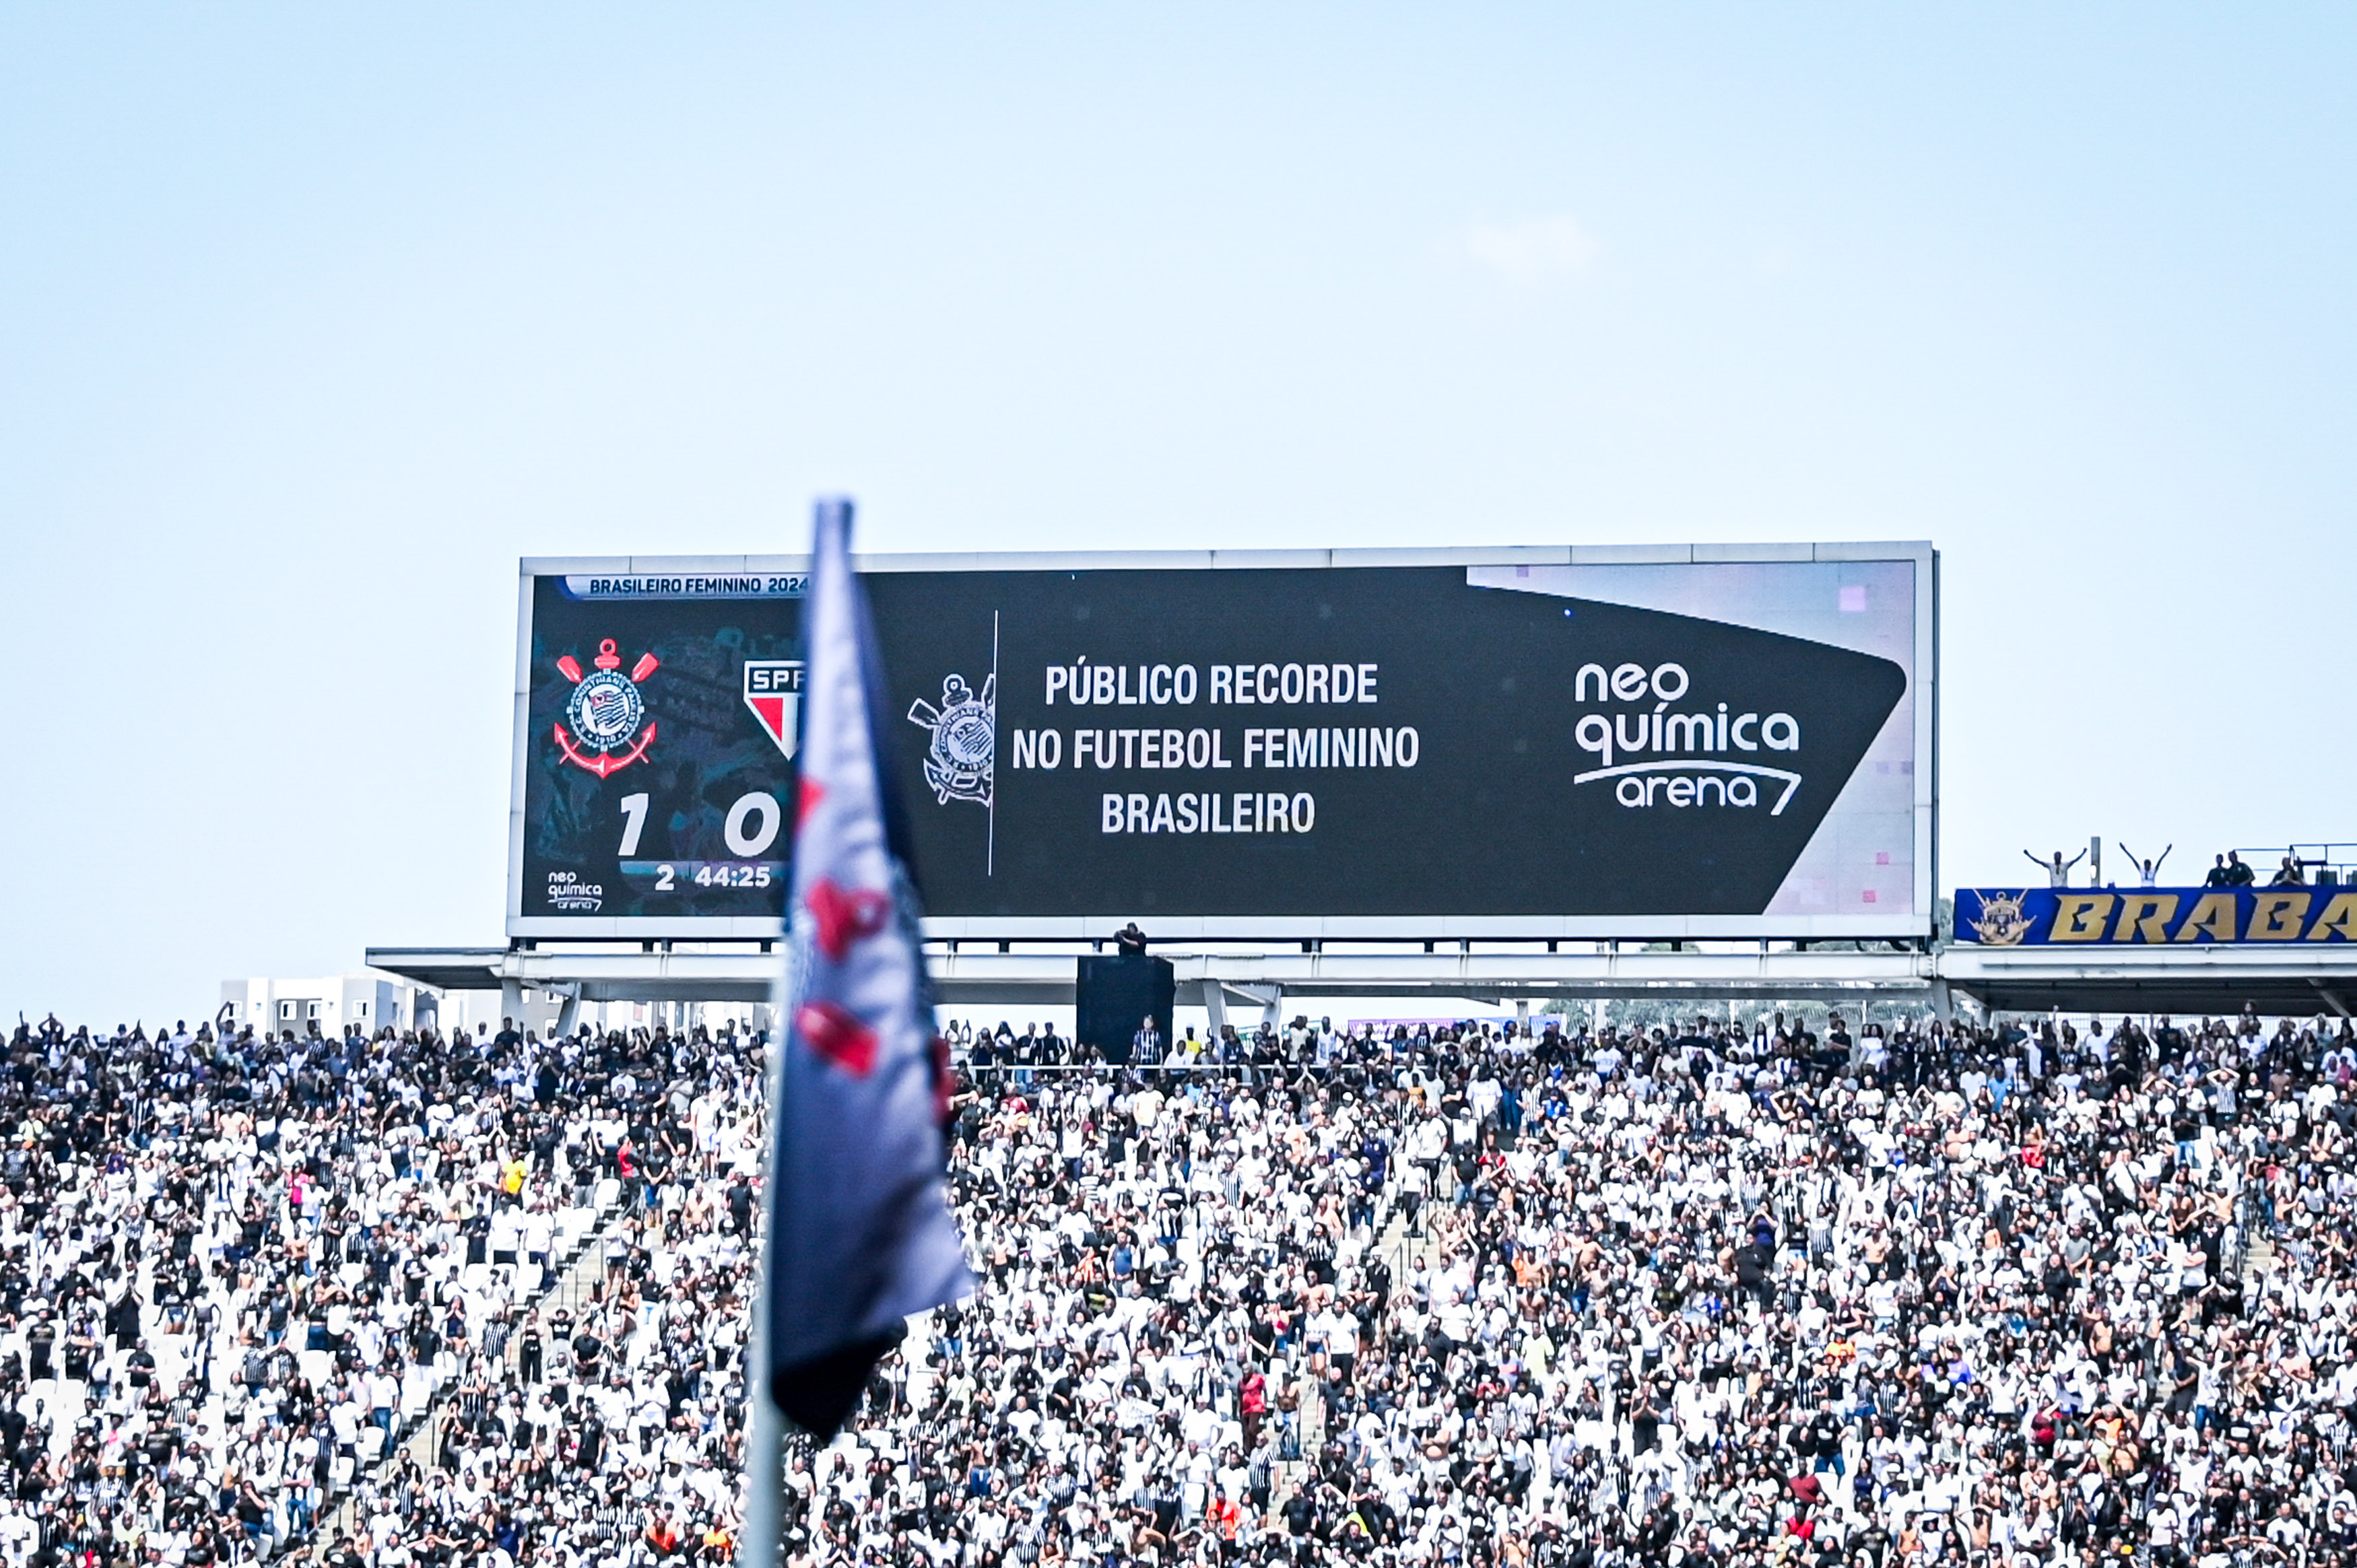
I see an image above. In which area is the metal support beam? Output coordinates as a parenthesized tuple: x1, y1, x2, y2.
(363, 939, 2357, 1019)
(1218, 984, 1283, 1031)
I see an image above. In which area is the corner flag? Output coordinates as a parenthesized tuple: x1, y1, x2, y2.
(756, 497, 973, 1442)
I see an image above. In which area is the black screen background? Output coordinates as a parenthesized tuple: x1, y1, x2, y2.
(521, 568, 1907, 921)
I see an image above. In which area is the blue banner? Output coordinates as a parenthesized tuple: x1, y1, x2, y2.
(1954, 885, 2357, 945)
(762, 498, 971, 1441)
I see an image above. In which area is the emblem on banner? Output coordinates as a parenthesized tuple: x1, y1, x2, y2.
(743, 660, 805, 761)
(908, 672, 995, 807)
(554, 638, 659, 778)
(1966, 890, 2032, 946)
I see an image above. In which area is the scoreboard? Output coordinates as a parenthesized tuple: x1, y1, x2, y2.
(509, 545, 1936, 941)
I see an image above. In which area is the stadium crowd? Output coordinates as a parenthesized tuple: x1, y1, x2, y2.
(0, 1014, 768, 1568)
(7, 1001, 2357, 1568)
(861, 1007, 2357, 1568)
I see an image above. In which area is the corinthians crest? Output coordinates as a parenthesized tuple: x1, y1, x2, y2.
(554, 638, 659, 778)
(908, 672, 995, 807)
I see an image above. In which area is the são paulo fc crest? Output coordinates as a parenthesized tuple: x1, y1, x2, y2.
(908, 672, 995, 807)
(553, 638, 659, 778)
(743, 660, 805, 761)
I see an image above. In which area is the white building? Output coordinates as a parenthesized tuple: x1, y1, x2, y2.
(218, 972, 441, 1037)
(218, 967, 750, 1042)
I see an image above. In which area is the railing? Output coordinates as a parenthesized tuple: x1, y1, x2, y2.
(952, 1057, 1399, 1077)
(2230, 843, 2357, 883)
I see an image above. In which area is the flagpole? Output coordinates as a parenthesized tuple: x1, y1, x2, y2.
(740, 494, 976, 1563)
(739, 501, 832, 1568)
(741, 1007, 790, 1568)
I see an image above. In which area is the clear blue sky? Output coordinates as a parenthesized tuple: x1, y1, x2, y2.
(4, 7, 2352, 1025)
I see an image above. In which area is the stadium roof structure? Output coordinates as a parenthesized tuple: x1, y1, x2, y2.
(368, 938, 2357, 1022)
